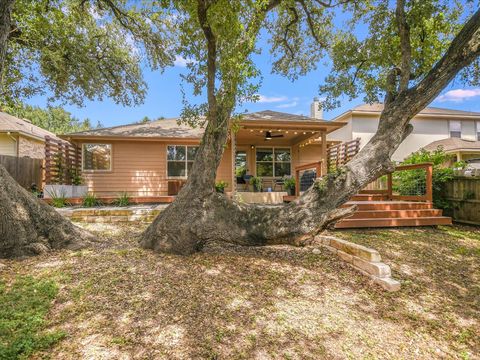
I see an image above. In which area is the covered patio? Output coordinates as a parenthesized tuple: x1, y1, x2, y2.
(230, 111, 345, 203)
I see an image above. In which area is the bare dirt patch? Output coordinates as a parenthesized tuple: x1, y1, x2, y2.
(1, 224, 478, 359)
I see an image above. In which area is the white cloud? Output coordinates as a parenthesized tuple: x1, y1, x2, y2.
(256, 94, 288, 103)
(174, 55, 196, 67)
(437, 88, 480, 103)
(276, 101, 298, 108)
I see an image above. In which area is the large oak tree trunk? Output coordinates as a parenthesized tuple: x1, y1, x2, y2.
(141, 7, 480, 255)
(0, 0, 14, 91)
(0, 165, 93, 258)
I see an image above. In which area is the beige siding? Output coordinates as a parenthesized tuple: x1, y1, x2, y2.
(17, 136, 45, 159)
(216, 143, 233, 191)
(292, 144, 324, 171)
(0, 134, 17, 156)
(78, 140, 233, 196)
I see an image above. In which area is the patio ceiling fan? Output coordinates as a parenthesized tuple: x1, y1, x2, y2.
(256, 131, 284, 141)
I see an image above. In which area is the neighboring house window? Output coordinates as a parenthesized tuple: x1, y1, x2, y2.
(82, 144, 112, 171)
(477, 121, 480, 141)
(167, 145, 198, 177)
(256, 147, 291, 177)
(449, 120, 462, 138)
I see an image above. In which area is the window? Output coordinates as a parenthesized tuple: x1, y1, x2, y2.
(449, 120, 462, 138)
(477, 121, 480, 141)
(256, 147, 291, 177)
(82, 144, 111, 171)
(167, 145, 198, 177)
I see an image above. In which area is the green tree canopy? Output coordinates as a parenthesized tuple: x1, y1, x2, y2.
(4, 102, 101, 134)
(1, 0, 173, 107)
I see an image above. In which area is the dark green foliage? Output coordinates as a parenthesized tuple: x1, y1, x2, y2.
(113, 192, 130, 207)
(82, 193, 102, 207)
(48, 188, 69, 208)
(283, 177, 296, 191)
(215, 181, 228, 193)
(396, 149, 455, 209)
(249, 176, 262, 192)
(0, 276, 65, 359)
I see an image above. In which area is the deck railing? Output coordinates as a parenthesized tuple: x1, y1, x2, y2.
(294, 161, 323, 196)
(364, 162, 433, 202)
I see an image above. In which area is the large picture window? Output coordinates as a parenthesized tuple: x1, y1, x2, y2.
(167, 145, 198, 177)
(82, 144, 111, 171)
(449, 120, 462, 138)
(256, 147, 291, 177)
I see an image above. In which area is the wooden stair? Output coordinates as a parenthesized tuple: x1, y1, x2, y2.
(335, 198, 452, 229)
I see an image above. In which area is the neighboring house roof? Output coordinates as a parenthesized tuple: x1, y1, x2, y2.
(423, 138, 480, 153)
(64, 110, 343, 140)
(332, 103, 480, 122)
(0, 111, 60, 141)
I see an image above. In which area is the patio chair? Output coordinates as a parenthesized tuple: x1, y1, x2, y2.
(242, 174, 252, 191)
(273, 178, 284, 192)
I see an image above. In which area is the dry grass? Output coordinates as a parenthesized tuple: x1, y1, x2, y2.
(1, 224, 479, 359)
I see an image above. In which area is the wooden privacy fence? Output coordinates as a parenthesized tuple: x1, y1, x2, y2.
(445, 177, 480, 225)
(0, 155, 43, 189)
(327, 138, 360, 172)
(45, 135, 81, 184)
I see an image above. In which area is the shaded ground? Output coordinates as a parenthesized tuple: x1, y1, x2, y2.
(1, 224, 479, 359)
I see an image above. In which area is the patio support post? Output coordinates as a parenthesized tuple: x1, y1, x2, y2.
(321, 131, 327, 175)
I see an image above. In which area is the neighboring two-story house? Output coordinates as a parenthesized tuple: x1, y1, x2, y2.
(327, 103, 480, 161)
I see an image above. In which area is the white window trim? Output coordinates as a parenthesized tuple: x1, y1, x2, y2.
(476, 121, 480, 141)
(449, 120, 462, 138)
(82, 143, 112, 172)
(166, 145, 199, 179)
(255, 146, 292, 178)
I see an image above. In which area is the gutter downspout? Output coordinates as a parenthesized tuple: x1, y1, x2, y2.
(6, 131, 18, 156)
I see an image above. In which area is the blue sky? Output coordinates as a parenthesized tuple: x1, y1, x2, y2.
(26, 14, 480, 128)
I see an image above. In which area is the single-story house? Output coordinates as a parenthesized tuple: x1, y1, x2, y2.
(0, 111, 61, 159)
(62, 103, 345, 197)
(327, 103, 480, 161)
(423, 137, 480, 162)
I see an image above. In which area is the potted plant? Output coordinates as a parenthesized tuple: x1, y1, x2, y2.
(249, 176, 262, 192)
(215, 180, 228, 194)
(283, 176, 296, 196)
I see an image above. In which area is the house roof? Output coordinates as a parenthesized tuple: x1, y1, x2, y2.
(65, 118, 203, 139)
(423, 138, 480, 153)
(332, 103, 480, 122)
(0, 111, 60, 141)
(64, 110, 343, 140)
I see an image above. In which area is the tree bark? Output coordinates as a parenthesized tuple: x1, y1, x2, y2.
(0, 165, 93, 258)
(140, 8, 480, 255)
(0, 0, 14, 93)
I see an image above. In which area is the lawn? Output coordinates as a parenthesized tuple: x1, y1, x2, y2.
(0, 224, 479, 359)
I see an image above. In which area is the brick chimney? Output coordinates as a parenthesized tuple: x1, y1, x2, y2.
(310, 97, 323, 120)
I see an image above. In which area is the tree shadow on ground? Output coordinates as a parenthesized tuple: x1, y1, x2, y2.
(2, 224, 478, 359)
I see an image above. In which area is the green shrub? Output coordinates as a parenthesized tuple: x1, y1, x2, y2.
(283, 176, 296, 191)
(113, 192, 130, 207)
(215, 181, 228, 193)
(395, 148, 454, 209)
(249, 176, 262, 191)
(82, 192, 102, 207)
(0, 276, 66, 359)
(47, 188, 69, 208)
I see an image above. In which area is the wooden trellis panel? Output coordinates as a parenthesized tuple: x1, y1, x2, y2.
(45, 136, 81, 185)
(327, 138, 360, 172)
